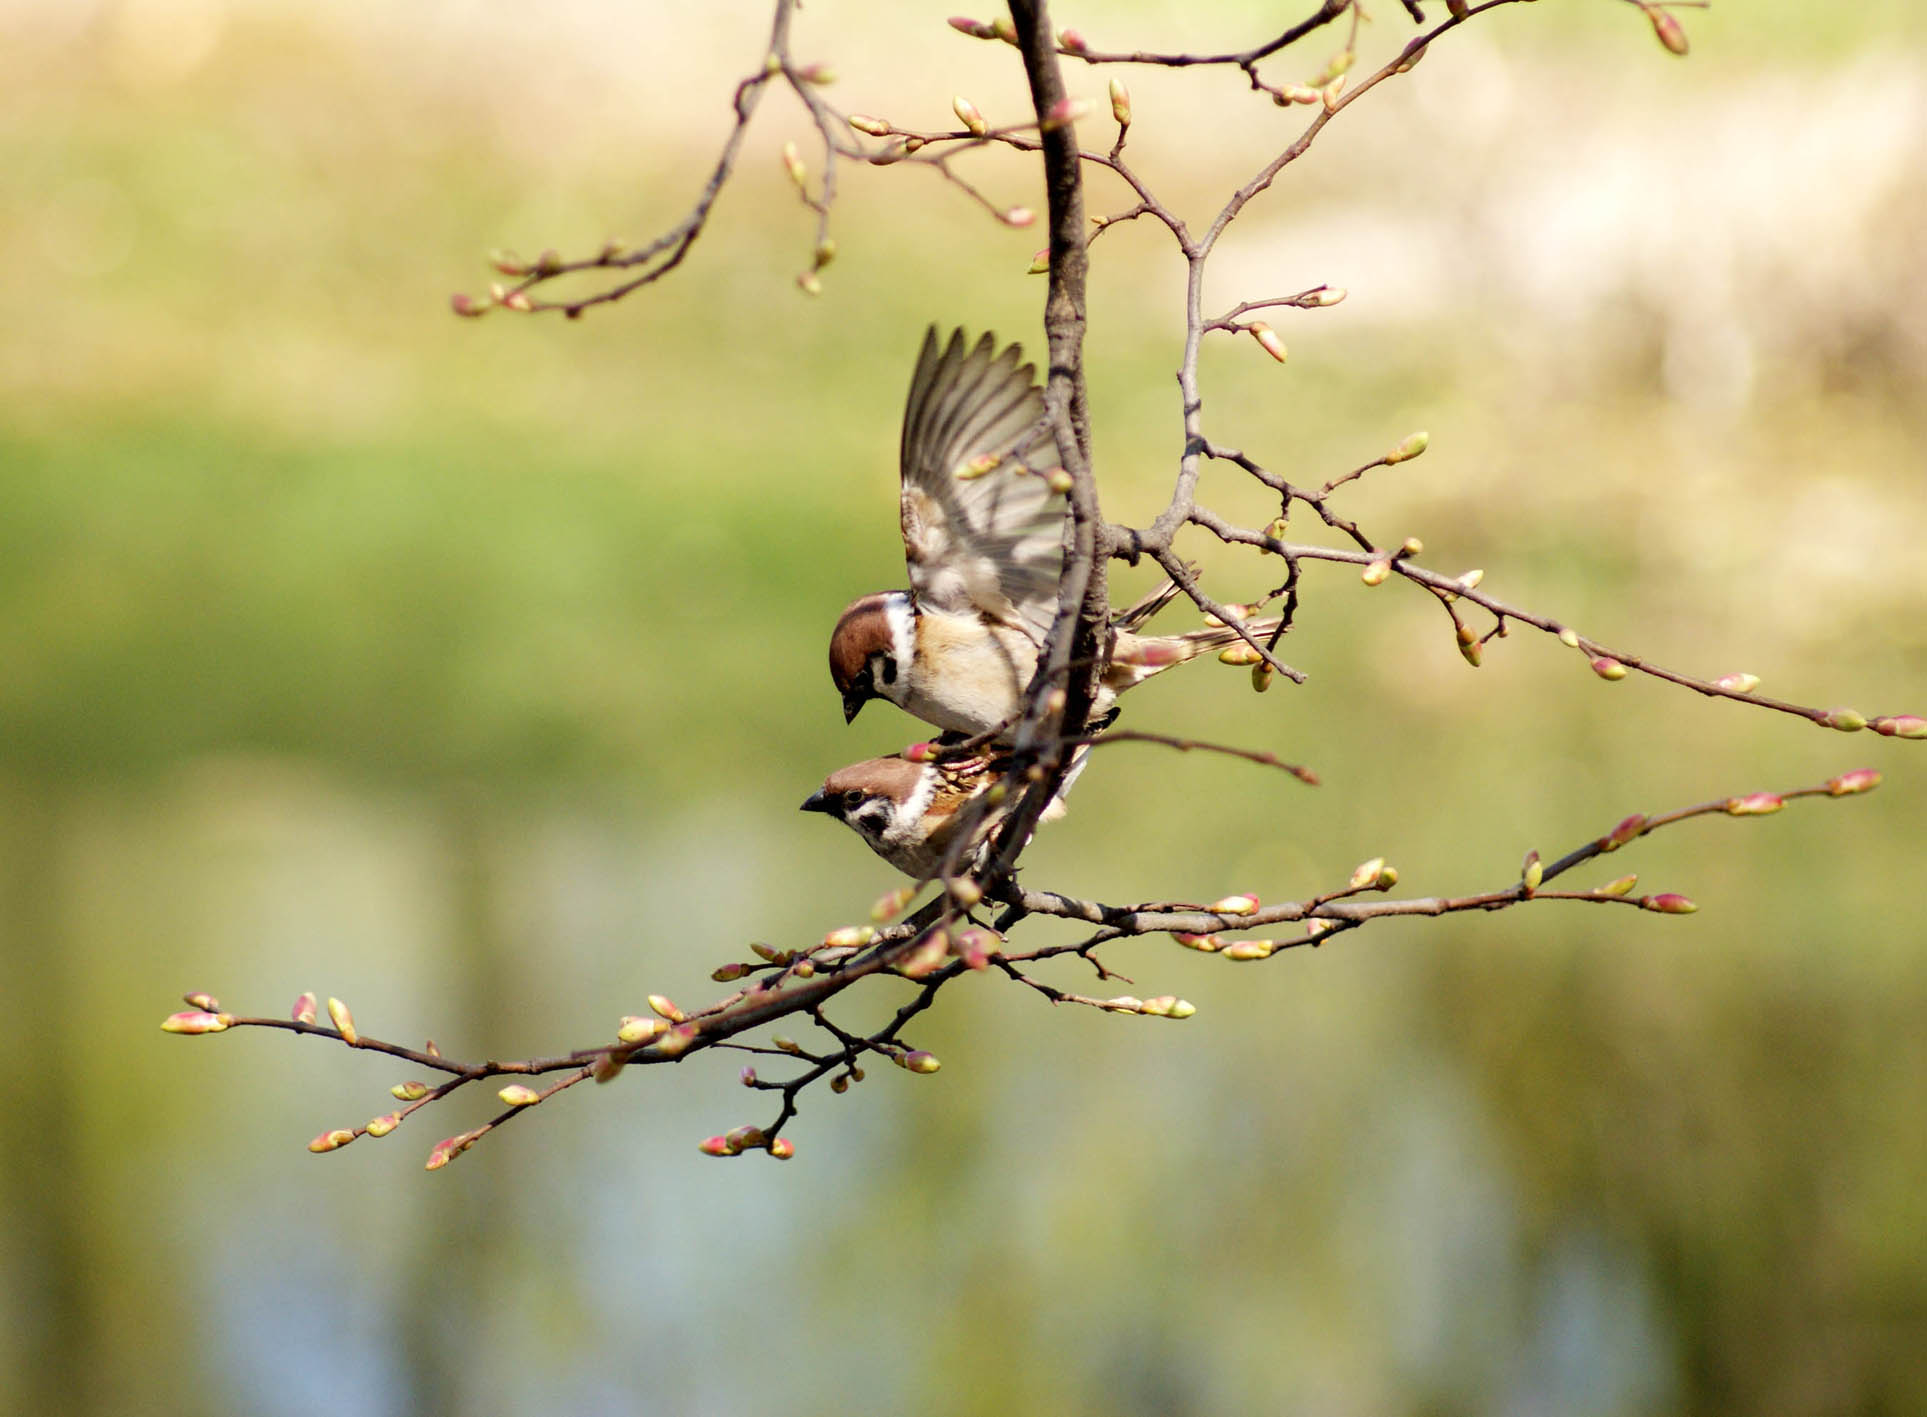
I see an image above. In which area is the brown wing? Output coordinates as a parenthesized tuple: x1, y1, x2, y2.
(899, 327, 1065, 645)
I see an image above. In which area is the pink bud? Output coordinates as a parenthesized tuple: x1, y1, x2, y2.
(1171, 932, 1221, 952)
(1644, 893, 1698, 915)
(1248, 321, 1288, 363)
(711, 962, 749, 982)
(1714, 672, 1760, 694)
(291, 992, 317, 1025)
(769, 1137, 797, 1160)
(1871, 714, 1927, 738)
(1001, 207, 1036, 228)
(1826, 768, 1881, 796)
(1027, 249, 1050, 275)
(391, 1080, 429, 1101)
(1347, 858, 1385, 891)
(740, 1066, 757, 1087)
(161, 1010, 229, 1034)
(365, 1113, 399, 1138)
(1590, 656, 1628, 681)
(1647, 6, 1689, 55)
(725, 1125, 767, 1152)
(1058, 27, 1087, 52)
(308, 1129, 356, 1154)
(1606, 813, 1647, 849)
(902, 740, 941, 763)
(898, 1050, 942, 1074)
(871, 885, 918, 922)
(1210, 893, 1260, 916)
(1220, 940, 1276, 961)
(952, 94, 988, 136)
(647, 994, 685, 1022)
(823, 925, 874, 950)
(948, 15, 991, 37)
(698, 1135, 733, 1157)
(450, 292, 486, 318)
(182, 991, 220, 1012)
(1724, 792, 1785, 816)
(591, 1052, 625, 1083)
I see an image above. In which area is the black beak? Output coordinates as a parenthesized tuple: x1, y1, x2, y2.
(842, 692, 865, 724)
(800, 789, 834, 814)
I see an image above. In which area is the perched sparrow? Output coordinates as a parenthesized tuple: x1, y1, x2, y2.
(800, 747, 1085, 879)
(829, 327, 1279, 738)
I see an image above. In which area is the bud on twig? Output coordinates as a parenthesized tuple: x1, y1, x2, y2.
(848, 114, 893, 136)
(1557, 627, 1581, 649)
(1041, 97, 1091, 131)
(1385, 431, 1429, 464)
(617, 1015, 668, 1045)
(497, 1084, 540, 1107)
(1217, 643, 1263, 667)
(769, 1137, 797, 1160)
(952, 95, 988, 136)
(1590, 657, 1628, 681)
(1826, 768, 1880, 796)
(1001, 207, 1035, 228)
(327, 997, 358, 1046)
(1027, 249, 1051, 275)
(647, 995, 686, 1023)
(161, 1010, 229, 1034)
(872, 885, 918, 922)
(292, 992, 317, 1025)
(711, 962, 750, 982)
(365, 1113, 399, 1138)
(1644, 893, 1698, 914)
(391, 1080, 430, 1101)
(1521, 850, 1543, 892)
(1724, 792, 1785, 816)
(1361, 559, 1391, 587)
(183, 992, 219, 1012)
(1109, 78, 1131, 126)
(309, 1129, 356, 1154)
(1606, 814, 1647, 849)
(897, 1050, 943, 1074)
(1644, 4, 1690, 56)
(1871, 714, 1927, 738)
(1715, 672, 1760, 694)
(1210, 893, 1261, 916)
(1820, 707, 1866, 732)
(1220, 940, 1276, 961)
(1599, 874, 1638, 897)
(1172, 932, 1221, 952)
(781, 141, 807, 189)
(823, 925, 874, 950)
(1248, 322, 1288, 363)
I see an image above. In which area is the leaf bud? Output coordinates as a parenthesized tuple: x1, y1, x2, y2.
(1220, 940, 1276, 961)
(769, 1137, 797, 1160)
(1606, 813, 1647, 849)
(711, 962, 750, 982)
(1027, 248, 1051, 275)
(991, 16, 1016, 42)
(739, 1065, 757, 1087)
(1395, 40, 1428, 73)
(1599, 874, 1639, 897)
(1826, 768, 1881, 796)
(1109, 78, 1132, 126)
(792, 958, 816, 978)
(309, 1129, 357, 1154)
(1171, 932, 1221, 952)
(617, 1015, 668, 1045)
(161, 1010, 229, 1034)
(796, 62, 835, 85)
(1321, 77, 1346, 113)
(725, 1125, 766, 1152)
(1312, 285, 1347, 306)
(326, 997, 359, 1045)
(1820, 706, 1866, 732)
(796, 271, 823, 297)
(501, 290, 533, 313)
(848, 114, 893, 136)
(1557, 627, 1581, 649)
(1872, 714, 1927, 738)
(897, 1050, 943, 1074)
(813, 239, 836, 270)
(872, 885, 918, 922)
(823, 925, 874, 950)
(1001, 207, 1036, 228)
(1647, 6, 1690, 56)
(831, 1074, 849, 1094)
(1248, 321, 1288, 363)
(1400, 537, 1424, 557)
(1644, 893, 1698, 914)
(1522, 850, 1544, 892)
(1459, 637, 1483, 668)
(1045, 468, 1074, 494)
(1385, 431, 1429, 464)
(945, 877, 984, 908)
(497, 1084, 540, 1107)
(425, 1132, 477, 1170)
(781, 141, 807, 188)
(1041, 98, 1090, 132)
(391, 1080, 430, 1101)
(1264, 515, 1290, 540)
(365, 1113, 399, 1138)
(1360, 559, 1391, 586)
(1107, 996, 1145, 1013)
(952, 95, 988, 136)
(450, 292, 486, 318)
(1252, 663, 1274, 693)
(1724, 792, 1785, 816)
(1217, 643, 1263, 667)
(1458, 568, 1484, 590)
(647, 995, 686, 1023)
(1714, 672, 1760, 694)
(697, 1135, 733, 1157)
(591, 1052, 625, 1083)
(292, 992, 318, 1024)
(1589, 656, 1627, 681)
(183, 991, 220, 1012)
(1210, 893, 1261, 916)
(1348, 858, 1385, 890)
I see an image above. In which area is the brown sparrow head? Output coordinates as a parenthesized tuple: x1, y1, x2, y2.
(831, 326, 1281, 739)
(800, 745, 1086, 879)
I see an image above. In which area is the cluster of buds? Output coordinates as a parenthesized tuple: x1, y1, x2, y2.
(1347, 857, 1398, 891)
(1104, 994, 1196, 1018)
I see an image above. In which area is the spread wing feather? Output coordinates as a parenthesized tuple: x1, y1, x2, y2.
(899, 327, 1065, 644)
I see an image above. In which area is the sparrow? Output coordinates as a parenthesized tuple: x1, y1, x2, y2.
(800, 746, 1087, 879)
(829, 326, 1280, 739)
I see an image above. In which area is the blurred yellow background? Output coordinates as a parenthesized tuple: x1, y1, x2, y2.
(3, 1, 1924, 1414)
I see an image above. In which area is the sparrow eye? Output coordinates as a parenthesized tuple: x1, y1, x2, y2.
(840, 790, 864, 810)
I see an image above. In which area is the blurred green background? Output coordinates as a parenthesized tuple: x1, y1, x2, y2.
(4, 1, 1925, 1413)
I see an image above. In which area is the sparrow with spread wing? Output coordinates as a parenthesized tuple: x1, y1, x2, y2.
(828, 327, 1277, 739)
(800, 746, 1086, 880)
